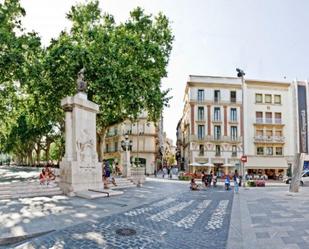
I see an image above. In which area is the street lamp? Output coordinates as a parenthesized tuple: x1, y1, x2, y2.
(236, 68, 246, 178)
(121, 134, 133, 177)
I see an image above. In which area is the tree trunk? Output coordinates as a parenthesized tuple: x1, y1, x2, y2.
(289, 153, 302, 193)
(45, 140, 51, 162)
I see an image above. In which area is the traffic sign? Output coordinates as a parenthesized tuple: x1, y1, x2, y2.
(240, 156, 247, 163)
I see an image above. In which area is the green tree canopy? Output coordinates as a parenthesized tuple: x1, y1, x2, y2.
(0, 0, 174, 163)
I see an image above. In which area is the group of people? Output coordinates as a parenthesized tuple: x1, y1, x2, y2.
(190, 171, 217, 190)
(39, 165, 56, 186)
(190, 170, 241, 193)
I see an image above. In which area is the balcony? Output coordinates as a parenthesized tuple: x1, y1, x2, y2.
(196, 117, 206, 122)
(254, 135, 285, 144)
(212, 117, 222, 123)
(206, 135, 242, 143)
(254, 118, 284, 126)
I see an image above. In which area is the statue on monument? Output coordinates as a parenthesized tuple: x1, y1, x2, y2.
(77, 67, 87, 92)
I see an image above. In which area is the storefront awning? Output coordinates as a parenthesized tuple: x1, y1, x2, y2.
(245, 157, 288, 169)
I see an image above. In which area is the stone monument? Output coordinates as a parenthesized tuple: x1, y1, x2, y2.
(59, 68, 102, 195)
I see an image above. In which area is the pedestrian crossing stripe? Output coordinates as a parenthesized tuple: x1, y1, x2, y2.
(175, 200, 211, 229)
(124, 198, 175, 216)
(148, 200, 194, 222)
(124, 198, 230, 231)
(205, 200, 229, 230)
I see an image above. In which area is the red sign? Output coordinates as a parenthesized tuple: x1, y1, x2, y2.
(240, 156, 247, 163)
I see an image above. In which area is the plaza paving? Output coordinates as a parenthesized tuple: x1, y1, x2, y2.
(1, 166, 309, 249)
(0, 175, 233, 249)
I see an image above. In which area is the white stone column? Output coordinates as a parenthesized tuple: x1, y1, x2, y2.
(64, 106, 73, 160)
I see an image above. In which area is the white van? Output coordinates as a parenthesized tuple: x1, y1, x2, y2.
(284, 171, 309, 185)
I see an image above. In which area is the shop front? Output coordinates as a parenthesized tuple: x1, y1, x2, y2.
(245, 156, 288, 180)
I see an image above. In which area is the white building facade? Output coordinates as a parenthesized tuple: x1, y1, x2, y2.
(244, 80, 297, 179)
(178, 75, 298, 178)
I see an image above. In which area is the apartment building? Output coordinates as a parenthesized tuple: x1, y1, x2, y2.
(177, 75, 297, 178)
(179, 75, 243, 176)
(103, 113, 159, 175)
(244, 80, 296, 179)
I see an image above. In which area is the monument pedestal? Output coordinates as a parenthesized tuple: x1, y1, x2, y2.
(60, 92, 102, 195)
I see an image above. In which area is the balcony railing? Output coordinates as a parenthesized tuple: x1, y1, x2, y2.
(275, 118, 282, 124)
(254, 135, 285, 143)
(255, 118, 283, 125)
(256, 118, 263, 124)
(206, 135, 242, 142)
(197, 117, 205, 121)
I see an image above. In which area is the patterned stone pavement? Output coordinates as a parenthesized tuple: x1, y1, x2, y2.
(227, 187, 309, 249)
(15, 187, 233, 249)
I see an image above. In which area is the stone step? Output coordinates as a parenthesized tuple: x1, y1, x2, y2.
(110, 184, 136, 190)
(76, 189, 123, 199)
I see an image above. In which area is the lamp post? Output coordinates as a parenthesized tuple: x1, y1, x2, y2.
(121, 134, 133, 177)
(236, 68, 246, 178)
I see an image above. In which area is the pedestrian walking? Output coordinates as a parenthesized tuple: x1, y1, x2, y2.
(233, 170, 239, 193)
(202, 172, 207, 188)
(225, 175, 230, 190)
(207, 171, 213, 187)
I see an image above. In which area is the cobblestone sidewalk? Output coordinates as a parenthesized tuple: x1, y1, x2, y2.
(16, 188, 233, 249)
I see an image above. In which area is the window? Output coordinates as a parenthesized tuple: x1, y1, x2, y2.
(256, 112, 263, 123)
(215, 145, 221, 156)
(106, 144, 109, 153)
(266, 112, 272, 123)
(214, 107, 221, 121)
(266, 147, 273, 155)
(257, 147, 264, 155)
(199, 144, 204, 156)
(256, 130, 263, 136)
(197, 89, 205, 102)
(198, 107, 204, 121)
(214, 126, 221, 140)
(265, 94, 272, 103)
(256, 94, 263, 103)
(114, 142, 118, 152)
(230, 91, 236, 103)
(198, 125, 205, 139)
(275, 113, 282, 124)
(274, 95, 281, 104)
(231, 126, 238, 140)
(275, 130, 282, 137)
(275, 147, 283, 155)
(214, 90, 220, 102)
(232, 145, 237, 157)
(230, 108, 237, 121)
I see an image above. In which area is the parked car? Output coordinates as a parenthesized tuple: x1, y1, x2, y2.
(284, 171, 309, 186)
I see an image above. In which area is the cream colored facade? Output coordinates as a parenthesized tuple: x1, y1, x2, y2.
(103, 113, 158, 175)
(178, 75, 297, 178)
(180, 75, 243, 176)
(244, 80, 297, 178)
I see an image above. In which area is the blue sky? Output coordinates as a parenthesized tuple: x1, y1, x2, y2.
(17, 0, 309, 142)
